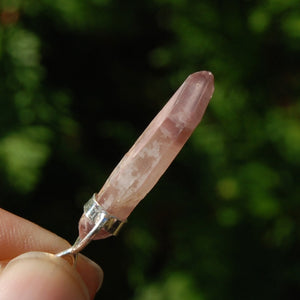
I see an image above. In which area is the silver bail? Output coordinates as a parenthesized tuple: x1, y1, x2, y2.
(56, 194, 126, 258)
(84, 193, 126, 236)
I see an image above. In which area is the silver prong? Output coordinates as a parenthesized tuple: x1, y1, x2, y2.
(56, 193, 127, 258)
(57, 218, 103, 257)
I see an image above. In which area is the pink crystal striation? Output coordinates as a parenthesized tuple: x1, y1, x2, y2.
(79, 71, 214, 239)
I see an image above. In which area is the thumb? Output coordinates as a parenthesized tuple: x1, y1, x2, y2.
(0, 252, 95, 300)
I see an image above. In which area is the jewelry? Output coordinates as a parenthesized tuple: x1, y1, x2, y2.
(56, 71, 214, 257)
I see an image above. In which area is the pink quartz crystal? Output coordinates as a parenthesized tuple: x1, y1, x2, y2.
(79, 71, 214, 239)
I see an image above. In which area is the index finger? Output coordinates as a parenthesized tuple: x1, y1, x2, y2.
(0, 208, 103, 299)
(0, 208, 69, 260)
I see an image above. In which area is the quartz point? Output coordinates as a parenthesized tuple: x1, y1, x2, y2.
(79, 71, 214, 240)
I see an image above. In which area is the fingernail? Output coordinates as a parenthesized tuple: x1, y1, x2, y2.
(0, 260, 9, 275)
(76, 254, 104, 297)
(80, 255, 103, 291)
(0, 252, 89, 300)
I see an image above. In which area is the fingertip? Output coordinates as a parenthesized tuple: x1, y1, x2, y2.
(76, 254, 104, 297)
(0, 252, 90, 300)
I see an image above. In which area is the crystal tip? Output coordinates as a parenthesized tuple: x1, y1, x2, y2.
(187, 70, 214, 84)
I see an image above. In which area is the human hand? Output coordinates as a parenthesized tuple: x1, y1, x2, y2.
(0, 208, 103, 300)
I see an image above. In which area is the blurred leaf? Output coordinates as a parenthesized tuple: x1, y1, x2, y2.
(134, 272, 204, 300)
(0, 127, 52, 193)
(248, 8, 270, 33)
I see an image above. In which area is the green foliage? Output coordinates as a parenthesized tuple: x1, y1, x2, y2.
(0, 0, 299, 299)
(0, 126, 52, 192)
(135, 272, 204, 300)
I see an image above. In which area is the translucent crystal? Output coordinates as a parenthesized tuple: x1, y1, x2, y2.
(79, 71, 214, 239)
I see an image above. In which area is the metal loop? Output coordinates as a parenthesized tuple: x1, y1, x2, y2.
(84, 194, 126, 236)
(56, 193, 127, 257)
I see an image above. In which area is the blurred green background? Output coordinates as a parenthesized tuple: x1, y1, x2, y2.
(0, 0, 300, 299)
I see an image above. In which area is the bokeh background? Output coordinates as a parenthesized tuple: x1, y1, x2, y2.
(1, 0, 300, 299)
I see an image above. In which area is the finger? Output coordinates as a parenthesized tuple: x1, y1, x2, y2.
(0, 254, 103, 298)
(0, 209, 103, 297)
(0, 208, 69, 259)
(77, 254, 103, 299)
(0, 255, 103, 299)
(0, 252, 103, 300)
(0, 260, 9, 274)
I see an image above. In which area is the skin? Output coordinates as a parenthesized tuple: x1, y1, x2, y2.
(0, 208, 103, 300)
